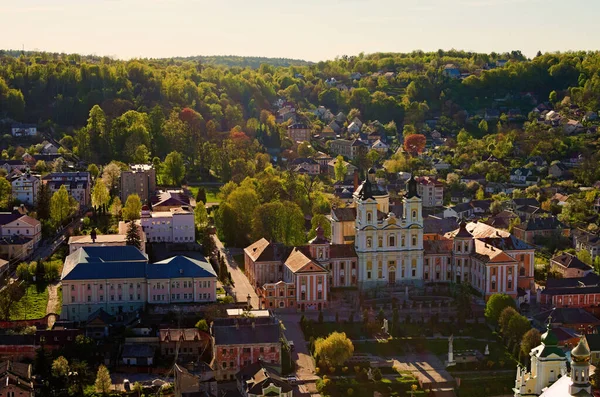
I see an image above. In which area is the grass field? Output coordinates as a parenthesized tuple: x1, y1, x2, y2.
(10, 284, 49, 320)
(187, 186, 222, 203)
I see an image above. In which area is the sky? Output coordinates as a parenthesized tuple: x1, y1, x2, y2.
(0, 0, 599, 62)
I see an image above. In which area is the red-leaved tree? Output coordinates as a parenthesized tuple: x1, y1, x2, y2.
(403, 134, 426, 155)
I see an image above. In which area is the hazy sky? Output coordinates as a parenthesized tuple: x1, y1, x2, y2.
(1, 0, 599, 61)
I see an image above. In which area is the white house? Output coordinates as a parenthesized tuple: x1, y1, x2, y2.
(11, 173, 40, 206)
(370, 139, 389, 154)
(140, 206, 195, 243)
(11, 123, 37, 137)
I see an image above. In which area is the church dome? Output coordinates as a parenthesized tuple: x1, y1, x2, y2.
(541, 326, 558, 346)
(571, 337, 591, 363)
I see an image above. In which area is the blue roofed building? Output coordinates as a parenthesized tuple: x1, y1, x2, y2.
(60, 246, 217, 321)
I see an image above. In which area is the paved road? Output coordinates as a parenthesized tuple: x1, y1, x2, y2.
(212, 235, 259, 309)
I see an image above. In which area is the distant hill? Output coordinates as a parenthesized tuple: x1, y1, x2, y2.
(176, 55, 312, 68)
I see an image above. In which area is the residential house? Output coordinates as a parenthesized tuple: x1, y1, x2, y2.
(0, 160, 28, 174)
(150, 190, 194, 211)
(527, 156, 548, 169)
(60, 246, 217, 321)
(329, 139, 367, 160)
(0, 361, 34, 397)
(510, 168, 539, 186)
(370, 139, 389, 154)
(350, 117, 363, 129)
(120, 164, 157, 204)
(443, 202, 474, 219)
(122, 344, 155, 366)
(314, 152, 333, 169)
(160, 329, 211, 361)
(289, 158, 319, 175)
(140, 205, 195, 243)
(287, 123, 311, 143)
(350, 72, 362, 80)
(335, 112, 346, 124)
(450, 190, 471, 204)
(485, 182, 513, 195)
(416, 177, 444, 208)
(347, 121, 361, 134)
(485, 210, 520, 230)
(508, 198, 540, 210)
(11, 173, 40, 206)
(39, 141, 59, 155)
(515, 205, 549, 221)
(85, 308, 114, 339)
(11, 123, 37, 137)
(443, 64, 461, 79)
(564, 119, 584, 134)
(512, 216, 569, 245)
(42, 172, 91, 207)
(460, 174, 486, 185)
(548, 161, 569, 178)
(174, 362, 217, 397)
(211, 317, 281, 381)
(327, 158, 357, 179)
(550, 252, 593, 278)
(245, 239, 288, 288)
(281, 247, 328, 310)
(0, 212, 42, 259)
(552, 193, 570, 207)
(432, 158, 451, 171)
(573, 229, 600, 262)
(328, 121, 341, 134)
(236, 361, 293, 397)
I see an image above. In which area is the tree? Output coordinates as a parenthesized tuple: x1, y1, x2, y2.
(34, 160, 47, 173)
(125, 221, 141, 250)
(334, 155, 347, 182)
(133, 382, 143, 397)
(0, 282, 25, 320)
(195, 319, 209, 332)
(132, 144, 150, 164)
(196, 187, 207, 204)
(403, 134, 426, 156)
(506, 314, 531, 348)
(87, 163, 100, 179)
(308, 214, 332, 240)
(163, 151, 186, 186)
(298, 141, 315, 158)
(549, 90, 558, 103)
(478, 119, 488, 134)
(122, 194, 142, 221)
(91, 179, 110, 212)
(110, 197, 123, 219)
(101, 162, 121, 193)
(36, 183, 51, 220)
(0, 178, 11, 209)
(95, 365, 111, 395)
(195, 201, 209, 230)
(577, 250, 592, 265)
(476, 186, 485, 200)
(499, 306, 518, 335)
(50, 185, 74, 225)
(520, 329, 541, 361)
(485, 293, 517, 325)
(51, 356, 69, 379)
(314, 332, 354, 367)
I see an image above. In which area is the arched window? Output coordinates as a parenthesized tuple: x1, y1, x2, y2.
(367, 212, 372, 222)
(412, 235, 417, 246)
(367, 237, 372, 248)
(401, 236, 405, 247)
(412, 210, 416, 219)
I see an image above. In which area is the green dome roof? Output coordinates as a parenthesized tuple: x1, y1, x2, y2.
(541, 327, 558, 346)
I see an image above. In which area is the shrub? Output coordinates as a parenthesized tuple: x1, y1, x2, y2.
(347, 388, 354, 396)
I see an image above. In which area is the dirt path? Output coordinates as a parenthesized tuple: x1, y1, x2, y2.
(46, 282, 60, 328)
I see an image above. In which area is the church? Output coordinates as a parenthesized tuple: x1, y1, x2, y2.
(514, 324, 592, 397)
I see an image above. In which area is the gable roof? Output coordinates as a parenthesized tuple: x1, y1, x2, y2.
(244, 239, 288, 262)
(212, 319, 280, 346)
(62, 246, 149, 280)
(331, 207, 356, 222)
(472, 240, 518, 264)
(517, 216, 564, 231)
(551, 252, 592, 272)
(149, 256, 217, 279)
(284, 248, 327, 273)
(512, 198, 540, 207)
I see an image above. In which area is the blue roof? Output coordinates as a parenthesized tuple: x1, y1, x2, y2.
(75, 246, 148, 263)
(63, 261, 147, 280)
(147, 256, 216, 279)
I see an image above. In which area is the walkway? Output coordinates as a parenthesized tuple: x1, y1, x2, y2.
(212, 235, 259, 309)
(46, 282, 60, 328)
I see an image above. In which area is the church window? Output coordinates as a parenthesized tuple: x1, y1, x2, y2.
(508, 280, 512, 289)
(491, 281, 496, 290)
(378, 237, 383, 248)
(389, 236, 395, 246)
(367, 212, 372, 222)
(412, 210, 416, 219)
(412, 235, 417, 246)
(367, 237, 372, 248)
(401, 236, 405, 247)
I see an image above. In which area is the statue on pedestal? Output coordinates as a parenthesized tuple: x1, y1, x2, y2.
(447, 334, 455, 367)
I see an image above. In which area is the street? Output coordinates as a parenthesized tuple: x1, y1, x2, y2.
(212, 234, 259, 309)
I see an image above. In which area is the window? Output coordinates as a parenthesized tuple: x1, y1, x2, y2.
(389, 236, 395, 246)
(412, 235, 417, 246)
(270, 346, 276, 352)
(222, 348, 226, 355)
(129, 294, 133, 300)
(87, 284, 91, 290)
(87, 296, 91, 302)
(508, 280, 512, 289)
(260, 347, 264, 353)
(436, 272, 440, 280)
(520, 267, 525, 276)
(118, 295, 122, 301)
(492, 281, 496, 290)
(71, 285, 75, 291)
(99, 284, 103, 290)
(100, 295, 104, 301)
(367, 212, 372, 222)
(412, 210, 416, 219)
(425, 272, 429, 280)
(71, 296, 75, 303)
(111, 295, 115, 301)
(378, 237, 383, 248)
(367, 237, 372, 248)
(318, 291, 322, 299)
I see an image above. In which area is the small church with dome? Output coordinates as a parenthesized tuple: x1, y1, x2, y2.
(514, 323, 592, 397)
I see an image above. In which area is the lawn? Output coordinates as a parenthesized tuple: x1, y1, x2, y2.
(187, 186, 221, 203)
(455, 373, 516, 397)
(10, 284, 49, 321)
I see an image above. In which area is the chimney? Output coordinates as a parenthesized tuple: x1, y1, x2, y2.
(353, 169, 359, 191)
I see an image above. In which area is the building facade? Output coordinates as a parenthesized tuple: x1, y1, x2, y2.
(60, 246, 217, 321)
(11, 174, 40, 206)
(287, 123, 311, 142)
(42, 172, 91, 207)
(120, 164, 157, 204)
(140, 206, 195, 243)
(416, 176, 444, 208)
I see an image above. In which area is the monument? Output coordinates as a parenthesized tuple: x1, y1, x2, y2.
(484, 344, 489, 356)
(447, 334, 455, 367)
(382, 318, 389, 335)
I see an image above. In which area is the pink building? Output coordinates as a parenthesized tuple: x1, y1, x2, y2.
(141, 205, 195, 243)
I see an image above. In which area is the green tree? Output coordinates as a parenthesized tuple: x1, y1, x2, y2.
(549, 90, 558, 103)
(314, 332, 354, 367)
(520, 328, 541, 361)
(50, 185, 74, 225)
(485, 293, 517, 326)
(334, 155, 347, 182)
(94, 365, 111, 395)
(110, 197, 123, 219)
(91, 179, 110, 212)
(51, 356, 69, 379)
(195, 319, 209, 331)
(36, 183, 51, 220)
(122, 194, 142, 221)
(308, 214, 332, 240)
(577, 250, 592, 265)
(87, 163, 100, 179)
(125, 221, 141, 250)
(506, 314, 531, 349)
(478, 119, 488, 134)
(499, 306, 518, 335)
(101, 162, 121, 193)
(196, 187, 207, 204)
(0, 178, 11, 209)
(476, 186, 485, 200)
(132, 144, 150, 164)
(163, 151, 186, 186)
(0, 282, 25, 320)
(195, 201, 209, 229)
(298, 141, 315, 158)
